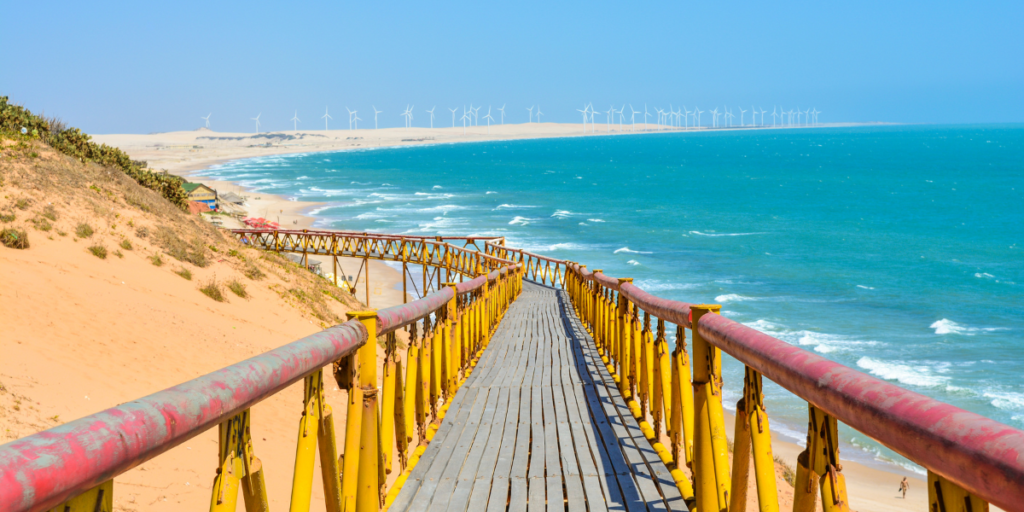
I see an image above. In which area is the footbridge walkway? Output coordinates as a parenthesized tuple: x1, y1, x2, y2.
(1, 230, 1022, 512)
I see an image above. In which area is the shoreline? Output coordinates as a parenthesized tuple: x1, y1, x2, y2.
(96, 120, 937, 507)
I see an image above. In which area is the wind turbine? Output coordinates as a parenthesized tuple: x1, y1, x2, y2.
(498, 104, 506, 124)
(695, 107, 704, 127)
(751, 106, 757, 126)
(449, 107, 457, 127)
(683, 107, 691, 129)
(321, 107, 332, 130)
(526, 105, 534, 123)
(812, 108, 820, 125)
(710, 107, 719, 128)
(618, 104, 625, 131)
(291, 110, 301, 131)
(655, 108, 665, 130)
(373, 106, 382, 129)
(460, 106, 470, 135)
(346, 108, 355, 130)
(251, 113, 261, 134)
(606, 106, 614, 132)
(630, 105, 640, 131)
(576, 105, 588, 133)
(771, 106, 778, 127)
(483, 106, 494, 133)
(536, 105, 543, 123)
(427, 106, 436, 129)
(473, 105, 481, 126)
(739, 107, 747, 127)
(644, 104, 650, 131)
(201, 113, 211, 128)
(353, 113, 361, 129)
(759, 107, 767, 127)
(401, 106, 413, 129)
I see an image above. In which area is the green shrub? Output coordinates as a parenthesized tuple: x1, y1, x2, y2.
(114, 249, 124, 258)
(150, 253, 164, 266)
(120, 238, 132, 250)
(14, 198, 30, 210)
(0, 96, 189, 209)
(1, 228, 29, 249)
(88, 245, 107, 259)
(41, 205, 57, 221)
(200, 279, 226, 302)
(75, 223, 94, 238)
(1, 212, 15, 223)
(227, 279, 248, 298)
(175, 267, 192, 280)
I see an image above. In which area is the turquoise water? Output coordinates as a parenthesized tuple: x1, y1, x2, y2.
(204, 125, 1023, 472)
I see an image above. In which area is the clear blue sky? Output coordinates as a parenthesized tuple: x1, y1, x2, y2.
(3, 1, 1021, 133)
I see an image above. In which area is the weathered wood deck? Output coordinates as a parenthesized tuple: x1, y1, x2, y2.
(390, 281, 687, 512)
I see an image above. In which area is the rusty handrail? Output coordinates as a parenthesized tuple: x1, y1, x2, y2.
(564, 260, 1024, 512)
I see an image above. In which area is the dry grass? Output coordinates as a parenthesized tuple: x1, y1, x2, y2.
(199, 279, 226, 302)
(0, 212, 14, 223)
(119, 238, 132, 250)
(227, 279, 248, 298)
(774, 455, 796, 486)
(75, 222, 93, 238)
(87, 244, 107, 259)
(174, 267, 192, 280)
(150, 253, 164, 266)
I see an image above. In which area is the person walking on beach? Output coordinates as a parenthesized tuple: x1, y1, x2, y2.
(899, 477, 910, 499)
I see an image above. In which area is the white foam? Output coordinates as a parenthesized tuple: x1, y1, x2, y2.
(416, 204, 465, 214)
(508, 216, 533, 226)
(486, 191, 498, 194)
(689, 231, 767, 237)
(494, 204, 536, 210)
(930, 319, 1006, 336)
(857, 357, 951, 388)
(432, 185, 443, 190)
(551, 210, 575, 219)
(984, 390, 1024, 412)
(856, 285, 875, 290)
(587, 218, 605, 223)
(974, 272, 995, 279)
(614, 247, 652, 254)
(715, 294, 758, 302)
(627, 260, 641, 266)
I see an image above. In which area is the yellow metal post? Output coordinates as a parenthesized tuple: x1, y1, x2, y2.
(616, 279, 632, 391)
(347, 310, 382, 511)
(745, 368, 779, 512)
(380, 333, 398, 475)
(807, 405, 850, 512)
(288, 370, 323, 512)
(51, 479, 113, 512)
(404, 328, 419, 451)
(319, 404, 343, 512)
(691, 304, 730, 512)
(928, 470, 989, 512)
(729, 397, 752, 512)
(792, 450, 817, 512)
(340, 386, 363, 511)
(211, 411, 247, 512)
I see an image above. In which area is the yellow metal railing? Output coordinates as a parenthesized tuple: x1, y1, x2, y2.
(563, 264, 1022, 512)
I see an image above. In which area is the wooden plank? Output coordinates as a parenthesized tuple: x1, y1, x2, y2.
(446, 386, 500, 512)
(400, 387, 482, 512)
(466, 387, 511, 512)
(422, 389, 491, 512)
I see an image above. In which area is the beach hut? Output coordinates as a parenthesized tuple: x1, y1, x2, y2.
(182, 183, 216, 208)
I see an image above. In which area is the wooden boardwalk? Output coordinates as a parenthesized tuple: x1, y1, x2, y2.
(390, 281, 687, 512)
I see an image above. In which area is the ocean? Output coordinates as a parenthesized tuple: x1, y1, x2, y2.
(202, 124, 1024, 473)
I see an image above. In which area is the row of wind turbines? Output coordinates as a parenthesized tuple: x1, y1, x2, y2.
(199, 104, 822, 134)
(576, 104, 822, 133)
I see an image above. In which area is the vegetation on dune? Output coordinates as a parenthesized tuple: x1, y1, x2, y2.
(200, 279, 226, 302)
(75, 222, 93, 238)
(175, 267, 192, 280)
(1, 227, 29, 249)
(87, 244, 107, 259)
(227, 279, 248, 298)
(0, 96, 188, 209)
